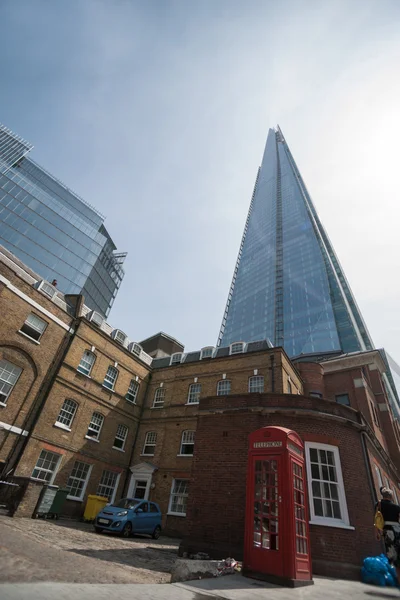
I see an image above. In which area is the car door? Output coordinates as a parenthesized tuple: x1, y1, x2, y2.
(149, 502, 161, 532)
(139, 502, 155, 533)
(132, 501, 149, 532)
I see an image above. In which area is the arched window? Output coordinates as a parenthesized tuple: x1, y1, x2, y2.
(179, 431, 195, 456)
(86, 412, 104, 440)
(103, 365, 118, 390)
(153, 387, 165, 408)
(55, 399, 78, 429)
(113, 424, 128, 450)
(0, 359, 22, 405)
(77, 350, 95, 376)
(217, 379, 231, 396)
(126, 379, 139, 403)
(248, 376, 264, 393)
(142, 432, 157, 455)
(187, 383, 201, 404)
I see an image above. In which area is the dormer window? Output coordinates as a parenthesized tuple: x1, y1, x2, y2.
(230, 342, 245, 355)
(36, 280, 57, 299)
(89, 311, 104, 327)
(112, 329, 127, 345)
(129, 342, 142, 357)
(170, 353, 183, 365)
(200, 347, 214, 360)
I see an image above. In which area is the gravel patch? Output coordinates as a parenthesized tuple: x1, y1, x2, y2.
(0, 515, 179, 584)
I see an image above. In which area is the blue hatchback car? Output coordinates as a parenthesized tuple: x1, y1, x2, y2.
(94, 498, 162, 539)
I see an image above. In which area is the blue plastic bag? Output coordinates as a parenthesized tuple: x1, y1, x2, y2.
(361, 554, 398, 587)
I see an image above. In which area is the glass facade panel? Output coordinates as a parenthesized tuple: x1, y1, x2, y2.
(0, 124, 126, 316)
(218, 127, 373, 358)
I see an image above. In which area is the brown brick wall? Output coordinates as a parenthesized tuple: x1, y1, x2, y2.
(0, 261, 73, 469)
(181, 397, 382, 578)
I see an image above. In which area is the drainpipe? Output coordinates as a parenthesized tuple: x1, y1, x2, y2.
(361, 430, 385, 552)
(270, 354, 275, 392)
(361, 430, 378, 505)
(1, 316, 81, 478)
(121, 372, 153, 498)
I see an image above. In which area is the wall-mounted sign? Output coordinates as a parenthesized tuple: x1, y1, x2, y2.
(253, 441, 283, 448)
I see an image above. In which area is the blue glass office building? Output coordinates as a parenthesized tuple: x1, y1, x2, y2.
(218, 126, 374, 356)
(0, 123, 125, 316)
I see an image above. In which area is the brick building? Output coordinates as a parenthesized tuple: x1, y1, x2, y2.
(0, 245, 153, 516)
(1, 245, 400, 578)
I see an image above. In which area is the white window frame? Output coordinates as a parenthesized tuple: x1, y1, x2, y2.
(55, 399, 78, 430)
(170, 353, 183, 365)
(179, 430, 195, 456)
(97, 470, 120, 503)
(31, 449, 62, 483)
(66, 460, 93, 501)
(200, 347, 214, 360)
(142, 431, 157, 456)
(375, 464, 383, 489)
(153, 387, 165, 408)
(103, 365, 118, 391)
(126, 379, 139, 404)
(0, 359, 22, 407)
(305, 442, 352, 529)
(86, 411, 104, 441)
(229, 342, 245, 355)
(19, 313, 47, 343)
(77, 350, 95, 377)
(168, 479, 189, 517)
(187, 383, 201, 404)
(217, 379, 231, 396)
(113, 424, 128, 451)
(248, 375, 264, 393)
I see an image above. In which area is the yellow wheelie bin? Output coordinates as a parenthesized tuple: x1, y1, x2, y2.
(83, 494, 108, 522)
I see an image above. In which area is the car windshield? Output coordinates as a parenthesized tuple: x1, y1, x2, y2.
(113, 498, 140, 509)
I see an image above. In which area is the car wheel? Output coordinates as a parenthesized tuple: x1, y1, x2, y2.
(152, 525, 161, 540)
(122, 522, 133, 538)
(94, 527, 103, 534)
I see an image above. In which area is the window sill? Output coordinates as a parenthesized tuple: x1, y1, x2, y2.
(76, 370, 91, 378)
(54, 422, 71, 432)
(185, 402, 199, 406)
(18, 330, 40, 344)
(167, 512, 186, 518)
(85, 435, 100, 443)
(102, 385, 115, 393)
(112, 446, 125, 452)
(151, 405, 164, 409)
(125, 399, 137, 405)
(309, 519, 355, 530)
(177, 454, 193, 457)
(67, 496, 84, 502)
(140, 453, 155, 457)
(0, 401, 7, 408)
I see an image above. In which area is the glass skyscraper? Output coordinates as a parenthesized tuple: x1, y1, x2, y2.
(0, 123, 125, 316)
(218, 126, 400, 415)
(218, 126, 373, 357)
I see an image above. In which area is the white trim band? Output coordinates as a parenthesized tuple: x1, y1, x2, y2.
(0, 420, 29, 437)
(0, 274, 74, 332)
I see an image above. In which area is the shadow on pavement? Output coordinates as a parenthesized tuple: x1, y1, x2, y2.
(365, 592, 400, 599)
(66, 546, 177, 574)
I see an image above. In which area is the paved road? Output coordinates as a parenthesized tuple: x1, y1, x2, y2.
(0, 514, 178, 583)
(1, 515, 399, 598)
(1, 576, 399, 600)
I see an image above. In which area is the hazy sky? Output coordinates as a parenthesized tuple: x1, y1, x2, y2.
(1, 0, 400, 358)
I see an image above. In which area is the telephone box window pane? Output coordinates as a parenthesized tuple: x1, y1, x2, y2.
(253, 459, 279, 550)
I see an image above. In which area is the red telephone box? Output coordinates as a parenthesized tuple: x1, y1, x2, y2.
(243, 426, 312, 587)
